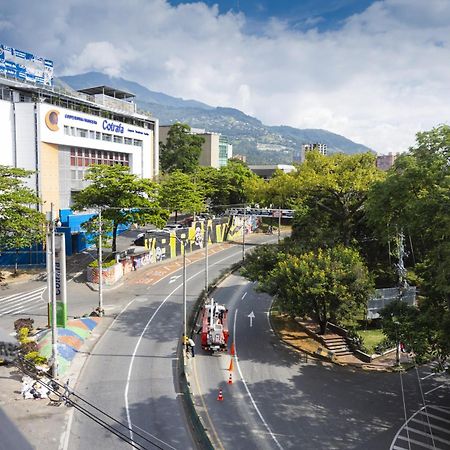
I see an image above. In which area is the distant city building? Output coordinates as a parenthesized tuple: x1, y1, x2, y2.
(376, 152, 397, 171)
(294, 143, 328, 163)
(248, 164, 296, 180)
(159, 125, 232, 169)
(232, 154, 247, 163)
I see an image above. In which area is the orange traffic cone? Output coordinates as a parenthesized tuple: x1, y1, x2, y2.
(230, 342, 235, 356)
(228, 373, 233, 384)
(228, 358, 234, 372)
(217, 388, 224, 401)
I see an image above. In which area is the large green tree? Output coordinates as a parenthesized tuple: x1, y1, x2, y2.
(291, 151, 384, 249)
(249, 245, 372, 334)
(0, 166, 45, 272)
(367, 125, 450, 362)
(160, 123, 204, 173)
(159, 170, 204, 222)
(72, 164, 168, 253)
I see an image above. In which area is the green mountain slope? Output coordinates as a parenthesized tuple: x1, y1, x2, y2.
(60, 72, 373, 164)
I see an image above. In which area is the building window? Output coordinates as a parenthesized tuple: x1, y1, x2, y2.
(102, 133, 112, 142)
(124, 137, 133, 145)
(133, 139, 142, 147)
(114, 135, 124, 144)
(77, 128, 88, 138)
(95, 131, 101, 140)
(64, 125, 70, 135)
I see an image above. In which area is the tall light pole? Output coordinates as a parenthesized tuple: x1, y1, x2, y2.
(242, 205, 246, 261)
(205, 225, 209, 293)
(97, 208, 104, 316)
(278, 207, 281, 245)
(48, 203, 58, 377)
(182, 237, 187, 353)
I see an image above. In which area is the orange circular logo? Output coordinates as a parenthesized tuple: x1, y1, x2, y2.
(45, 109, 59, 131)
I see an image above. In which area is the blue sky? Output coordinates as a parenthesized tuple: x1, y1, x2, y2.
(168, 0, 375, 31)
(0, 0, 449, 153)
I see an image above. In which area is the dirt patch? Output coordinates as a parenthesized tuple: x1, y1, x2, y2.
(0, 269, 42, 286)
(271, 314, 323, 355)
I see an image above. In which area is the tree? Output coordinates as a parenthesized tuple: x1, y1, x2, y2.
(289, 151, 384, 248)
(219, 159, 257, 206)
(72, 164, 168, 253)
(367, 125, 450, 363)
(253, 245, 373, 334)
(159, 170, 204, 222)
(0, 166, 45, 272)
(160, 123, 204, 173)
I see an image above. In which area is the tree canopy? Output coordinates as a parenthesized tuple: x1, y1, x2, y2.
(160, 123, 204, 173)
(159, 170, 204, 222)
(244, 244, 372, 334)
(72, 164, 168, 253)
(0, 166, 45, 270)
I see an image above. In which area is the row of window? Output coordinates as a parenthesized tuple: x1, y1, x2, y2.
(64, 126, 143, 147)
(70, 148, 130, 168)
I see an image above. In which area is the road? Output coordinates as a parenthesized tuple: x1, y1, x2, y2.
(191, 274, 450, 450)
(66, 234, 278, 449)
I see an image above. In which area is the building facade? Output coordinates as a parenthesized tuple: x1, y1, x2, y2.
(294, 142, 328, 163)
(376, 152, 397, 171)
(0, 79, 159, 216)
(159, 125, 232, 169)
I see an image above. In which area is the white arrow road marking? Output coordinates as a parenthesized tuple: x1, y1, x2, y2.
(169, 275, 182, 284)
(241, 292, 247, 300)
(248, 311, 255, 327)
(233, 309, 283, 449)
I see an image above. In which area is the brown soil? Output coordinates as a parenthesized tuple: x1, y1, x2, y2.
(271, 313, 323, 355)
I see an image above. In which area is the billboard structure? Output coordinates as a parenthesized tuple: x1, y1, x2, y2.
(0, 44, 53, 86)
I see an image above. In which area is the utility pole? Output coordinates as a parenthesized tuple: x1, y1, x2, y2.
(205, 225, 209, 294)
(49, 203, 58, 377)
(278, 207, 281, 244)
(98, 208, 104, 316)
(242, 205, 246, 261)
(183, 238, 187, 353)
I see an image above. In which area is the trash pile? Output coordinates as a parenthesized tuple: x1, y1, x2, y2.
(21, 375, 50, 400)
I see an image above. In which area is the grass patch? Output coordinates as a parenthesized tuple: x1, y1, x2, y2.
(357, 329, 385, 354)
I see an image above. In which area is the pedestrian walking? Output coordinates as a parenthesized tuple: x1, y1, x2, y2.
(188, 338, 195, 357)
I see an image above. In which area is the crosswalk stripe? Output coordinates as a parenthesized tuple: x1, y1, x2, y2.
(405, 425, 450, 446)
(0, 291, 44, 308)
(429, 405, 450, 416)
(0, 287, 45, 302)
(411, 417, 450, 435)
(0, 287, 46, 317)
(0, 296, 46, 316)
(397, 434, 439, 450)
(419, 411, 450, 425)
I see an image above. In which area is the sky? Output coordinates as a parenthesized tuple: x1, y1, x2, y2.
(1, 0, 449, 153)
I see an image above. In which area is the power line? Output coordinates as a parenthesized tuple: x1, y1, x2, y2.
(13, 357, 167, 450)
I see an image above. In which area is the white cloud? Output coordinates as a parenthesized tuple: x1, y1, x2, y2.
(1, 0, 449, 153)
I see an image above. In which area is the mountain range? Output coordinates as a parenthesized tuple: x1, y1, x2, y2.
(59, 72, 373, 164)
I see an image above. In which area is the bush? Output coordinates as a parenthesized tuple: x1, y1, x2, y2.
(24, 351, 47, 366)
(88, 259, 117, 269)
(14, 318, 34, 333)
(374, 337, 396, 354)
(20, 341, 38, 355)
(17, 327, 30, 343)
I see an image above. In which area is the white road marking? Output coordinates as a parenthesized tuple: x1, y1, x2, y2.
(425, 384, 446, 396)
(169, 275, 181, 284)
(124, 249, 242, 445)
(248, 311, 255, 327)
(233, 309, 283, 450)
(241, 292, 247, 300)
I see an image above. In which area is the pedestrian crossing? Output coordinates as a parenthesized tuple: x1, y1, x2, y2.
(391, 405, 450, 450)
(0, 287, 47, 317)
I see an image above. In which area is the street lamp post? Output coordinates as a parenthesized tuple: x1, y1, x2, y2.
(97, 208, 104, 316)
(205, 226, 209, 293)
(47, 203, 58, 377)
(182, 237, 187, 352)
(242, 205, 246, 261)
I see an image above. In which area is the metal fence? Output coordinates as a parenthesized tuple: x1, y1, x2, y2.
(367, 286, 417, 319)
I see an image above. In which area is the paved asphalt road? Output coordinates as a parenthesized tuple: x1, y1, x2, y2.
(191, 274, 450, 450)
(66, 234, 279, 450)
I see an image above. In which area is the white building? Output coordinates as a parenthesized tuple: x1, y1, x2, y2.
(0, 72, 159, 216)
